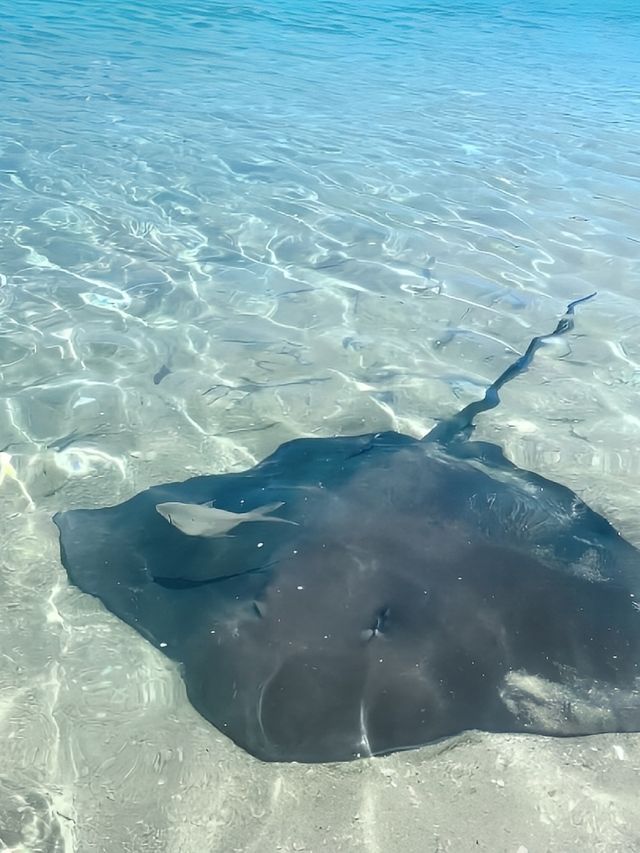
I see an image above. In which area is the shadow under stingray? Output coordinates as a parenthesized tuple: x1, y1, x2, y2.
(54, 294, 640, 763)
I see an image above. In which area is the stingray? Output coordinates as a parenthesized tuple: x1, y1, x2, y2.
(54, 294, 640, 763)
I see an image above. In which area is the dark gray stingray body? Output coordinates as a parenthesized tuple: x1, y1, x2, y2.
(54, 295, 640, 762)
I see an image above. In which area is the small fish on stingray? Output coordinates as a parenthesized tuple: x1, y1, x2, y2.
(155, 500, 297, 537)
(53, 292, 640, 764)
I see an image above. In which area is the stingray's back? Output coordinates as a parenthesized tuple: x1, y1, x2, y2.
(54, 435, 640, 763)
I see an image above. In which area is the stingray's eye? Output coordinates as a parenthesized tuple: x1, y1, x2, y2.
(361, 606, 390, 641)
(375, 606, 390, 634)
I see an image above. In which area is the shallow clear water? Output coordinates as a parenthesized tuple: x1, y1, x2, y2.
(1, 1, 640, 850)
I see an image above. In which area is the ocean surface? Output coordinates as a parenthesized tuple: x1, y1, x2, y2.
(1, 1, 640, 851)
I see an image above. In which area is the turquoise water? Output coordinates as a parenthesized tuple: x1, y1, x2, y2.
(2, 0, 639, 490)
(1, 2, 640, 851)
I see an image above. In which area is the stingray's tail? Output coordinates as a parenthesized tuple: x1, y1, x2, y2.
(424, 292, 596, 446)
